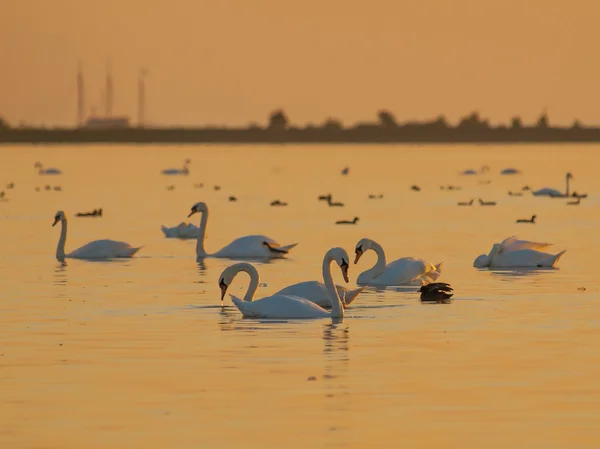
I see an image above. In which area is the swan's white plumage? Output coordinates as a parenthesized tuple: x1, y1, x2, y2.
(274, 281, 364, 308)
(487, 245, 565, 268)
(533, 172, 574, 197)
(35, 162, 62, 175)
(161, 222, 199, 239)
(354, 238, 442, 286)
(161, 159, 190, 175)
(231, 294, 331, 319)
(218, 248, 349, 319)
(473, 237, 565, 268)
(67, 239, 141, 259)
(53, 211, 142, 261)
(189, 202, 297, 260)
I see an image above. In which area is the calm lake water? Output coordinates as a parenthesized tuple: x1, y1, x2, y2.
(1, 144, 599, 448)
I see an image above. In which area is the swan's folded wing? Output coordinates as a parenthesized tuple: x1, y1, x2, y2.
(502, 235, 553, 252)
(231, 294, 329, 319)
(68, 239, 133, 258)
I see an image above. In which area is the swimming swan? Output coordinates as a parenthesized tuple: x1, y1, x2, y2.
(161, 159, 190, 175)
(532, 172, 574, 197)
(35, 162, 62, 175)
(52, 211, 142, 262)
(354, 238, 443, 286)
(473, 236, 564, 268)
(218, 247, 350, 319)
(188, 202, 297, 260)
(273, 247, 364, 308)
(161, 222, 199, 239)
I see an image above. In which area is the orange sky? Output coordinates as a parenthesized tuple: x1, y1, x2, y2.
(1, 0, 598, 127)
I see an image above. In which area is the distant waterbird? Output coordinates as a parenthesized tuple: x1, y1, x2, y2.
(34, 162, 62, 175)
(457, 199, 474, 206)
(478, 198, 496, 206)
(516, 214, 536, 224)
(162, 159, 190, 175)
(335, 217, 359, 225)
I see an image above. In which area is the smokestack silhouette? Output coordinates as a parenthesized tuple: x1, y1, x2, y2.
(138, 68, 148, 127)
(77, 61, 85, 127)
(105, 59, 113, 117)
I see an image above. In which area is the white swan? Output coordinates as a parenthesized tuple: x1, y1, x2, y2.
(161, 159, 190, 175)
(501, 235, 553, 252)
(161, 222, 199, 239)
(52, 211, 143, 262)
(533, 172, 573, 197)
(474, 243, 565, 268)
(354, 238, 443, 286)
(473, 236, 555, 268)
(188, 202, 297, 260)
(218, 247, 349, 319)
(35, 162, 62, 175)
(273, 255, 364, 309)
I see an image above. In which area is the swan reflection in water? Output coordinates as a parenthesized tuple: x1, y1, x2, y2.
(483, 267, 561, 279)
(54, 262, 68, 286)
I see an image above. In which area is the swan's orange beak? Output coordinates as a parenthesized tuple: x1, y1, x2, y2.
(52, 217, 60, 227)
(187, 208, 196, 218)
(354, 248, 363, 265)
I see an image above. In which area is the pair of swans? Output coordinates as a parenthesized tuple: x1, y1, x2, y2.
(473, 235, 566, 268)
(354, 238, 443, 286)
(187, 202, 297, 259)
(52, 211, 142, 262)
(219, 247, 351, 319)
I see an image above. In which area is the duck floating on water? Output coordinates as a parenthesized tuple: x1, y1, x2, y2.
(418, 283, 453, 304)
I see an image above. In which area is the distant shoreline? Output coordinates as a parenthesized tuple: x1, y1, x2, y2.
(3, 126, 600, 145)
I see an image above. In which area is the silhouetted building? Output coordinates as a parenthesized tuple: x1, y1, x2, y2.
(84, 116, 130, 129)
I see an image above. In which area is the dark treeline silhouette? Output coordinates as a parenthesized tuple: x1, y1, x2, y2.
(2, 110, 600, 144)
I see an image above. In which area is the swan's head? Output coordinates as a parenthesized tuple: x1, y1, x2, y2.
(328, 247, 350, 283)
(354, 238, 373, 264)
(188, 202, 207, 217)
(473, 254, 489, 268)
(217, 263, 253, 301)
(34, 162, 42, 168)
(473, 243, 503, 268)
(52, 210, 66, 226)
(566, 172, 574, 180)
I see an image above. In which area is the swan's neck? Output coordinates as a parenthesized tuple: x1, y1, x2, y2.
(323, 256, 344, 318)
(57, 219, 67, 261)
(361, 240, 387, 280)
(565, 175, 571, 197)
(236, 263, 259, 302)
(196, 209, 209, 258)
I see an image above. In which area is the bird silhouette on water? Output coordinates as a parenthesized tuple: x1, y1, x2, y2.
(335, 217, 359, 225)
(516, 214, 536, 223)
(418, 283, 454, 304)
